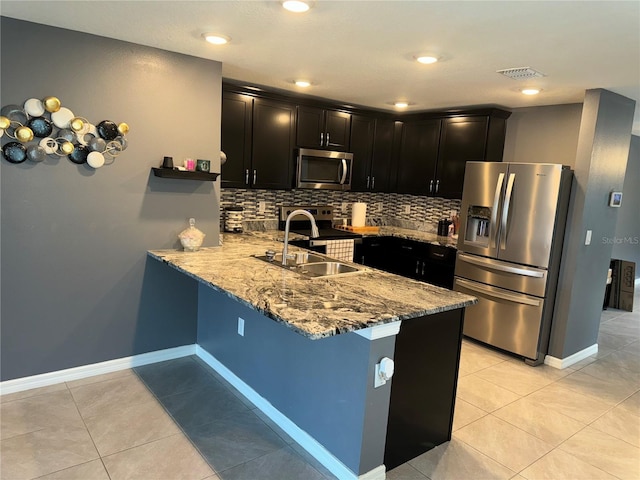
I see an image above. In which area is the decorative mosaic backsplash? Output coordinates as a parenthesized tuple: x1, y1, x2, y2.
(220, 188, 461, 231)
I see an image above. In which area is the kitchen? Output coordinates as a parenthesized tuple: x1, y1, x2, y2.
(1, 2, 639, 480)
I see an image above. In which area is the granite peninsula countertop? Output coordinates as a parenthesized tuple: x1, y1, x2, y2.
(148, 233, 475, 340)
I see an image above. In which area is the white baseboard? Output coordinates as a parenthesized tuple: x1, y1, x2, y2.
(0, 344, 196, 395)
(544, 343, 598, 369)
(195, 346, 386, 480)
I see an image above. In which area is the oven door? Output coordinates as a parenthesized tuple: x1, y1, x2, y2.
(296, 148, 353, 190)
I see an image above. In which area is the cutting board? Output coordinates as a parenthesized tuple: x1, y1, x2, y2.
(336, 225, 380, 234)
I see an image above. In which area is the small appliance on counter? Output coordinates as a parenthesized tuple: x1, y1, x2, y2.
(224, 206, 244, 233)
(437, 219, 452, 236)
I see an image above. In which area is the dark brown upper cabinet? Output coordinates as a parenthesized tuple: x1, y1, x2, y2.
(395, 119, 442, 195)
(221, 81, 510, 194)
(435, 114, 508, 198)
(297, 106, 351, 151)
(395, 111, 509, 198)
(221, 88, 295, 190)
(221, 91, 253, 188)
(350, 115, 398, 192)
(251, 98, 296, 189)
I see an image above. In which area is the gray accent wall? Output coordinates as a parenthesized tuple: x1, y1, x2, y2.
(502, 104, 583, 166)
(612, 135, 640, 275)
(196, 284, 395, 475)
(1, 18, 222, 381)
(549, 89, 636, 359)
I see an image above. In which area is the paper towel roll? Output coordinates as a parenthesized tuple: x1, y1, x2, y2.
(352, 202, 367, 227)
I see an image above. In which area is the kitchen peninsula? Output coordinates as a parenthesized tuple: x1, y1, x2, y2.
(149, 233, 476, 479)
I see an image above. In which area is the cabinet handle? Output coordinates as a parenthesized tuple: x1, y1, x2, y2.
(435, 179, 440, 193)
(245, 169, 249, 185)
(371, 177, 375, 189)
(320, 133, 324, 146)
(366, 176, 370, 189)
(326, 132, 330, 145)
(415, 260, 420, 275)
(429, 179, 433, 193)
(421, 262, 426, 276)
(253, 169, 257, 184)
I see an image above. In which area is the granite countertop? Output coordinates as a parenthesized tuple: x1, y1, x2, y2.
(148, 233, 476, 340)
(363, 226, 459, 248)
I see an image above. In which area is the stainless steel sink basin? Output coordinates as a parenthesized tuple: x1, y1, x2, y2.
(254, 251, 364, 278)
(296, 262, 361, 277)
(254, 251, 328, 267)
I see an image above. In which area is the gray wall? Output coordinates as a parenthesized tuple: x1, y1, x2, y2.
(612, 135, 640, 275)
(1, 18, 222, 381)
(503, 104, 583, 166)
(549, 89, 635, 359)
(196, 284, 394, 475)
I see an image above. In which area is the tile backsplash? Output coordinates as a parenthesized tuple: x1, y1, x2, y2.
(221, 189, 461, 231)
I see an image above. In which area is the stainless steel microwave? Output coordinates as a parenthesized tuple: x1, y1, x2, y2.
(295, 148, 354, 190)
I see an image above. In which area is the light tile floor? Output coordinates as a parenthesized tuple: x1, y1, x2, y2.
(1, 289, 638, 480)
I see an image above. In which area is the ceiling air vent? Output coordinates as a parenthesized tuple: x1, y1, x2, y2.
(496, 67, 546, 80)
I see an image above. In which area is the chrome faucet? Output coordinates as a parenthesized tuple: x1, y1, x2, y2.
(282, 209, 319, 266)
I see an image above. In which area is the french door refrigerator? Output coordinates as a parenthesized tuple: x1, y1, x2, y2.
(453, 162, 573, 365)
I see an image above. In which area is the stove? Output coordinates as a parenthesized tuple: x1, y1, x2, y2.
(278, 206, 362, 242)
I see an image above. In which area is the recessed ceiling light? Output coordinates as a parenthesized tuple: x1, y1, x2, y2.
(394, 101, 409, 108)
(282, 1, 311, 13)
(521, 88, 541, 95)
(415, 55, 439, 65)
(295, 80, 311, 87)
(202, 33, 231, 45)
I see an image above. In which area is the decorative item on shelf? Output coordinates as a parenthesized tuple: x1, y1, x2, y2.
(0, 96, 129, 170)
(196, 159, 210, 172)
(178, 218, 205, 252)
(162, 156, 174, 169)
(184, 158, 196, 171)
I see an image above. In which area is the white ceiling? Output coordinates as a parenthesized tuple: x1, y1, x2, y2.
(2, 1, 639, 134)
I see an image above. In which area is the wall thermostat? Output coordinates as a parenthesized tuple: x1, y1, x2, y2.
(609, 191, 623, 208)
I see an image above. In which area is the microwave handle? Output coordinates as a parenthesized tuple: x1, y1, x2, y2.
(339, 159, 348, 184)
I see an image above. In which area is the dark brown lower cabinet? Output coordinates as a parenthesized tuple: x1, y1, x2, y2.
(384, 308, 465, 470)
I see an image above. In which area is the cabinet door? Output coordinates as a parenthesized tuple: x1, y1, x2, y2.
(436, 116, 489, 198)
(296, 106, 324, 148)
(221, 92, 252, 188)
(252, 98, 296, 189)
(324, 110, 351, 151)
(396, 120, 441, 195)
(349, 115, 375, 191)
(370, 119, 397, 192)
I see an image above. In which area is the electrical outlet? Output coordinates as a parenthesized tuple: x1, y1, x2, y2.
(258, 201, 266, 214)
(237, 317, 245, 336)
(341, 202, 348, 213)
(403, 205, 411, 214)
(375, 202, 383, 213)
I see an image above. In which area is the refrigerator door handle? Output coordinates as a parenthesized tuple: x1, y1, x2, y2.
(457, 253, 545, 278)
(500, 173, 516, 250)
(490, 173, 505, 248)
(456, 278, 541, 307)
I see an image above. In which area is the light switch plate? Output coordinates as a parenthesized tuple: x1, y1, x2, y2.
(585, 230, 592, 245)
(258, 201, 266, 214)
(237, 317, 245, 336)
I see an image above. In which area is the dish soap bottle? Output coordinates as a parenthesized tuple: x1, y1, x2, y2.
(178, 218, 205, 252)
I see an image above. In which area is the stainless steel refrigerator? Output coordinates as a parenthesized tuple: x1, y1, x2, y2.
(453, 162, 573, 365)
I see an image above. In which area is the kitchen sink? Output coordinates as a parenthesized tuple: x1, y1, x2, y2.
(254, 251, 328, 267)
(296, 262, 361, 277)
(254, 251, 364, 278)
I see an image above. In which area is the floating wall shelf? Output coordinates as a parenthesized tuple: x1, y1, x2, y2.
(151, 168, 220, 181)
